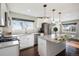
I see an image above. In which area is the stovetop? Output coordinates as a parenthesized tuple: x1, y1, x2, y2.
(0, 37, 18, 43)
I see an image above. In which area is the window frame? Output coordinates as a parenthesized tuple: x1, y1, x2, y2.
(11, 17, 35, 34)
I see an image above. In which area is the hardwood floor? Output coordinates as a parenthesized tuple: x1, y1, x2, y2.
(66, 40, 79, 56)
(20, 40, 79, 56)
(20, 45, 39, 56)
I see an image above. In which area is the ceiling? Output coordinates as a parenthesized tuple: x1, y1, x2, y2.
(8, 3, 79, 21)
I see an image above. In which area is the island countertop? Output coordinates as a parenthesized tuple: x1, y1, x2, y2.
(38, 34, 66, 43)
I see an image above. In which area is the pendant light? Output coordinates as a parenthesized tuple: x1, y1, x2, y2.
(43, 4, 47, 19)
(50, 9, 56, 26)
(52, 9, 56, 21)
(59, 12, 61, 22)
(51, 9, 56, 24)
(58, 12, 62, 34)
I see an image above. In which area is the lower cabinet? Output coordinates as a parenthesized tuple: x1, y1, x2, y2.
(38, 37, 66, 56)
(18, 34, 34, 49)
(0, 45, 19, 56)
(38, 38, 47, 56)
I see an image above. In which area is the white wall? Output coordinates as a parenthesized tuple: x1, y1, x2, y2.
(10, 11, 37, 20)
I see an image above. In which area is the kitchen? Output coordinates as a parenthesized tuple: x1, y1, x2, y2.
(0, 3, 79, 56)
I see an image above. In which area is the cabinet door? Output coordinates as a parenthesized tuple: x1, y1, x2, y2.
(18, 35, 28, 49)
(38, 38, 47, 56)
(28, 34, 34, 47)
(0, 45, 19, 56)
(18, 34, 34, 49)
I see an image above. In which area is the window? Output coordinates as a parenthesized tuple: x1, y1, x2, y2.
(62, 23, 77, 32)
(22, 21, 34, 31)
(11, 18, 34, 34)
(11, 20, 22, 31)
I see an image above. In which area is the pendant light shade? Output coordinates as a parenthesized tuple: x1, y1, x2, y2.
(43, 4, 47, 19)
(58, 12, 61, 22)
(52, 9, 56, 21)
(43, 4, 47, 7)
(58, 12, 62, 34)
(51, 9, 56, 24)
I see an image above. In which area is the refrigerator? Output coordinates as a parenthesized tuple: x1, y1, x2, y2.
(41, 23, 51, 35)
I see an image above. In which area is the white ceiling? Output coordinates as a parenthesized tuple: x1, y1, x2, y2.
(8, 3, 79, 21)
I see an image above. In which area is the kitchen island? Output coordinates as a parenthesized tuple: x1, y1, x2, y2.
(38, 34, 66, 56)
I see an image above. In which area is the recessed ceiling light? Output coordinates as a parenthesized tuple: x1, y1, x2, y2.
(27, 9, 31, 12)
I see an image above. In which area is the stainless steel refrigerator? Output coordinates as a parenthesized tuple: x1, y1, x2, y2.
(41, 23, 51, 35)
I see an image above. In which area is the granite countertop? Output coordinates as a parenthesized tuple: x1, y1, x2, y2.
(0, 37, 19, 43)
(0, 40, 19, 49)
(0, 37, 19, 49)
(38, 34, 66, 43)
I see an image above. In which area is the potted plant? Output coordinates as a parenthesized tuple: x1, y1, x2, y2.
(53, 27, 58, 40)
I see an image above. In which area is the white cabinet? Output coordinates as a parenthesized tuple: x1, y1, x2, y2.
(19, 35, 27, 49)
(18, 34, 34, 49)
(38, 37, 66, 56)
(28, 34, 34, 47)
(19, 35, 28, 49)
(0, 3, 7, 26)
(0, 40, 19, 56)
(0, 45, 19, 56)
(38, 38, 47, 56)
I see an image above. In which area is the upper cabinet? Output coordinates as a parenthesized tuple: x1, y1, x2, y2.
(0, 3, 7, 27)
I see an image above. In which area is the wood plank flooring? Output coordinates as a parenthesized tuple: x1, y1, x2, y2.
(20, 45, 39, 56)
(20, 40, 79, 56)
(66, 40, 79, 56)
